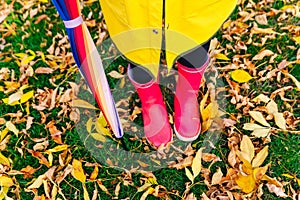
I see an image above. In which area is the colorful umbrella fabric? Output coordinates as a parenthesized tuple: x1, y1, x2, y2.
(51, 0, 123, 138)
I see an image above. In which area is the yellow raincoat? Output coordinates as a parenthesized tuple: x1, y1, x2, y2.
(100, 0, 237, 77)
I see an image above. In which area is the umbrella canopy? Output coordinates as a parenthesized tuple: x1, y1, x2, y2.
(51, 0, 123, 138)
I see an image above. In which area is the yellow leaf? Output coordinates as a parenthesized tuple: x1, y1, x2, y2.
(215, 53, 231, 61)
(14, 53, 27, 58)
(251, 128, 270, 138)
(266, 100, 278, 114)
(0, 187, 9, 200)
(48, 152, 53, 166)
(0, 152, 10, 167)
(46, 145, 69, 153)
(21, 55, 35, 65)
(28, 50, 36, 57)
(236, 150, 253, 174)
(20, 90, 34, 104)
(97, 114, 107, 127)
(91, 133, 106, 142)
(72, 99, 98, 110)
(0, 128, 9, 141)
(253, 164, 269, 181)
(211, 168, 223, 185)
(222, 19, 232, 29)
(274, 113, 286, 130)
(90, 166, 98, 180)
(240, 135, 255, 162)
(281, 174, 294, 179)
(249, 111, 270, 127)
(199, 91, 209, 114)
(6, 121, 19, 136)
(191, 147, 204, 179)
(230, 69, 253, 83)
(83, 184, 90, 200)
(0, 176, 14, 187)
(281, 5, 294, 10)
(235, 173, 256, 193)
(95, 123, 111, 136)
(71, 159, 86, 183)
(86, 118, 93, 133)
(293, 36, 300, 44)
(185, 168, 194, 184)
(252, 146, 269, 168)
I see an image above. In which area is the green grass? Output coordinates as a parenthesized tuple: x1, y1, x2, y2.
(0, 0, 299, 199)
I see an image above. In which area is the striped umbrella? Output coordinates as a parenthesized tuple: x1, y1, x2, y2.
(51, 0, 123, 138)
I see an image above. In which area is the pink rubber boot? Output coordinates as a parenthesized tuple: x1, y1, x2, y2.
(174, 56, 209, 142)
(127, 64, 173, 147)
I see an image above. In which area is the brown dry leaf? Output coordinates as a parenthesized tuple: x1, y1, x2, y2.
(211, 168, 223, 185)
(35, 67, 54, 74)
(108, 70, 124, 79)
(249, 111, 270, 127)
(266, 183, 288, 198)
(252, 146, 269, 168)
(252, 50, 274, 60)
(255, 14, 268, 25)
(71, 159, 86, 183)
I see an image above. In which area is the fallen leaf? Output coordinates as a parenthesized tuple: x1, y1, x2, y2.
(243, 123, 266, 130)
(252, 146, 269, 168)
(72, 99, 98, 110)
(5, 121, 19, 136)
(185, 167, 194, 184)
(266, 100, 278, 114)
(252, 94, 270, 103)
(249, 111, 270, 127)
(20, 90, 34, 104)
(71, 159, 86, 183)
(108, 70, 124, 79)
(211, 168, 223, 185)
(215, 53, 231, 61)
(0, 176, 14, 187)
(273, 113, 286, 130)
(240, 135, 255, 163)
(266, 183, 288, 198)
(235, 173, 256, 193)
(35, 67, 54, 74)
(251, 128, 270, 138)
(252, 50, 274, 60)
(191, 147, 204, 179)
(230, 69, 253, 83)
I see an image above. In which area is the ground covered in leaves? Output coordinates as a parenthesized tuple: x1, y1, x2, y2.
(0, 0, 299, 199)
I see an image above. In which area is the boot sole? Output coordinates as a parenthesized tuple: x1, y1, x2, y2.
(173, 124, 200, 142)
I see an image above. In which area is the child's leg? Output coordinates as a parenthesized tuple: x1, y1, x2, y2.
(127, 63, 172, 147)
(174, 41, 210, 141)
